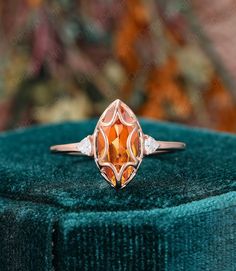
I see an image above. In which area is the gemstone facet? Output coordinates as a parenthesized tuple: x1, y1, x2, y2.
(94, 100, 143, 188)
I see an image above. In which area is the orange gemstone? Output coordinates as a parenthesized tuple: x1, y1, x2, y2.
(95, 100, 142, 188)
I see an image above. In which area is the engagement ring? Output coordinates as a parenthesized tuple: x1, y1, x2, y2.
(50, 100, 186, 189)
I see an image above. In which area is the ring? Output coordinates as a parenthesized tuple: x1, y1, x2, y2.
(50, 99, 186, 189)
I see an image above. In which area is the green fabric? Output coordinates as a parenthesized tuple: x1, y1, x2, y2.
(0, 119, 235, 270)
(57, 192, 235, 271)
(0, 198, 58, 271)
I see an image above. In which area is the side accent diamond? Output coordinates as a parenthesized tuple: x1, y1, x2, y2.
(144, 136, 160, 155)
(77, 136, 92, 156)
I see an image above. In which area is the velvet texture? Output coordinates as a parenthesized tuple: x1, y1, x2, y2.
(0, 119, 235, 270)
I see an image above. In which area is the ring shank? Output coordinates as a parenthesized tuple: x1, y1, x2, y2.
(154, 141, 186, 154)
(50, 143, 85, 155)
(50, 140, 186, 155)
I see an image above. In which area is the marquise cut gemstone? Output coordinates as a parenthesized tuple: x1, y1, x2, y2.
(95, 100, 143, 188)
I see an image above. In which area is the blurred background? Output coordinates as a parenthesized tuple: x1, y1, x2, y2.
(1, 0, 236, 132)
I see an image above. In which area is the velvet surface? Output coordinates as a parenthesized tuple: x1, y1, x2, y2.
(57, 192, 236, 271)
(0, 119, 235, 270)
(0, 197, 58, 271)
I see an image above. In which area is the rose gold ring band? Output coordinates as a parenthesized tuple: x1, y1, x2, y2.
(50, 137, 186, 156)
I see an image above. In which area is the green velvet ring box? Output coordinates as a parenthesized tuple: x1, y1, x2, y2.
(0, 120, 235, 271)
